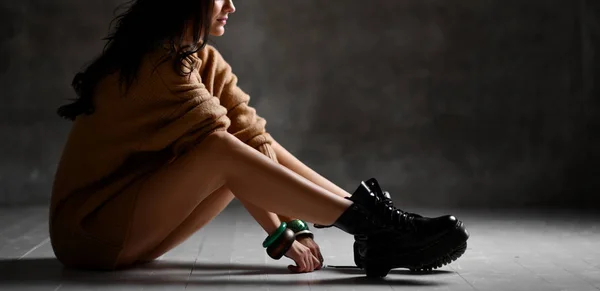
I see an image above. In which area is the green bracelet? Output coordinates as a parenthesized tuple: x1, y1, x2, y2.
(266, 228, 296, 260)
(262, 222, 287, 248)
(287, 219, 309, 233)
(294, 229, 314, 239)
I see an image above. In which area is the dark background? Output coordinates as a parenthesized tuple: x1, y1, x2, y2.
(0, 0, 598, 209)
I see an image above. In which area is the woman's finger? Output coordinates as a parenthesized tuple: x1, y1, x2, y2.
(312, 254, 321, 270)
(288, 253, 305, 273)
(308, 252, 316, 272)
(295, 255, 304, 273)
(310, 246, 323, 265)
(308, 247, 322, 269)
(317, 248, 324, 267)
(304, 256, 312, 273)
(307, 255, 315, 272)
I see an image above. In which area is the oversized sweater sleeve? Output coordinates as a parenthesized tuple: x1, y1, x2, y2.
(141, 52, 232, 157)
(199, 46, 278, 162)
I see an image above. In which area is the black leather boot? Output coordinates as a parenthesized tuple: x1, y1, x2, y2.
(329, 178, 470, 278)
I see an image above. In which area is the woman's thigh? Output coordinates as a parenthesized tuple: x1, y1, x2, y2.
(113, 133, 236, 266)
(120, 185, 234, 266)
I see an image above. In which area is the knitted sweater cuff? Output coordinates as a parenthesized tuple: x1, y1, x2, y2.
(257, 142, 278, 163)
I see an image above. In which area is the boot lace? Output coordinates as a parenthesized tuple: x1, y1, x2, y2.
(376, 191, 419, 232)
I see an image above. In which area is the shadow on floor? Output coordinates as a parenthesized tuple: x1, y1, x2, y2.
(0, 258, 449, 287)
(326, 265, 455, 276)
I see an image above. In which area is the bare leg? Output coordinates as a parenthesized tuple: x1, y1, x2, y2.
(136, 188, 289, 264)
(134, 185, 234, 263)
(271, 140, 351, 199)
(270, 140, 352, 223)
(214, 131, 353, 224)
(237, 198, 282, 234)
(117, 131, 352, 266)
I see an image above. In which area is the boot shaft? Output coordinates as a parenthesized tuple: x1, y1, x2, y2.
(332, 178, 425, 235)
(332, 179, 401, 235)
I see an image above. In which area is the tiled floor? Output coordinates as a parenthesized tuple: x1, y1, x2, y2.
(0, 201, 599, 290)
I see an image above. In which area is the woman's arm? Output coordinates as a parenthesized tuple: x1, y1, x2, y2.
(202, 46, 277, 159)
(203, 45, 349, 221)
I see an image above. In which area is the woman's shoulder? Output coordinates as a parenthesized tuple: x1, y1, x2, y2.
(143, 44, 227, 77)
(141, 47, 200, 84)
(136, 44, 234, 96)
(196, 44, 231, 71)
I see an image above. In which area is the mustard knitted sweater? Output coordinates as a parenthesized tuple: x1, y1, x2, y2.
(50, 45, 277, 220)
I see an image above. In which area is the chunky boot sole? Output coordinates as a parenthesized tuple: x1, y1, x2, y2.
(355, 220, 470, 278)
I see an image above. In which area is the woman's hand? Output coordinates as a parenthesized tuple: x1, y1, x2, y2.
(297, 237, 324, 267)
(284, 240, 322, 273)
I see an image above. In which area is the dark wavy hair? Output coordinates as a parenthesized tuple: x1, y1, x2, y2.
(57, 0, 214, 121)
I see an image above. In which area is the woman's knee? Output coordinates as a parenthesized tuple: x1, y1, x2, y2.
(202, 130, 238, 153)
(200, 130, 248, 163)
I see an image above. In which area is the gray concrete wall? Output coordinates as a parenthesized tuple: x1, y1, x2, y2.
(1, 0, 598, 208)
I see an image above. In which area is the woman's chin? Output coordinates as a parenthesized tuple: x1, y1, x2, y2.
(210, 27, 226, 37)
